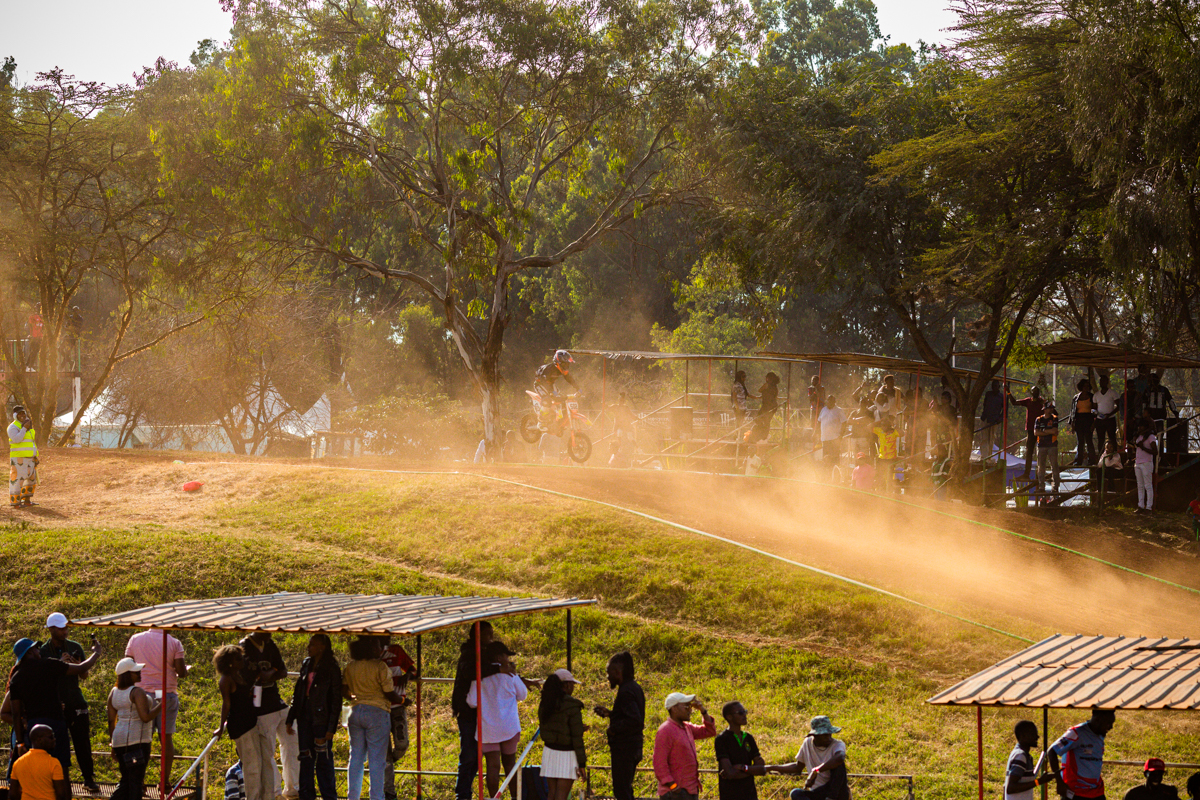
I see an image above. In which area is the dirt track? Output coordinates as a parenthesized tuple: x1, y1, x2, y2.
(8, 450, 1200, 640)
(473, 464, 1200, 639)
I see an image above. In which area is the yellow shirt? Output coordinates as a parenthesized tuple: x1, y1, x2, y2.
(343, 659, 392, 712)
(12, 748, 64, 800)
(873, 426, 900, 460)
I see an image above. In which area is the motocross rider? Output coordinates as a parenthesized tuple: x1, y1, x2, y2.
(535, 350, 581, 430)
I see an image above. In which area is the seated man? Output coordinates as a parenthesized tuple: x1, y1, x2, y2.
(1124, 759, 1179, 800)
(765, 716, 849, 800)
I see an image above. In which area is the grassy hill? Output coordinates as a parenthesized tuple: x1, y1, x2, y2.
(2, 451, 1197, 800)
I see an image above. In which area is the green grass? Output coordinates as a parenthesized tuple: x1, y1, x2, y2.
(1, 467, 1197, 800)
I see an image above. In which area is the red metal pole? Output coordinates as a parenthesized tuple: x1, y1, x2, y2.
(416, 635, 423, 800)
(1003, 364, 1009, 467)
(160, 628, 168, 794)
(475, 622, 484, 800)
(977, 706, 984, 800)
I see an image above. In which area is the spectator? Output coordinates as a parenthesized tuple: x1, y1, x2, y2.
(1034, 402, 1061, 496)
(1005, 720, 1057, 800)
(1131, 364, 1151, 412)
(871, 417, 901, 494)
(376, 636, 416, 800)
(1093, 375, 1121, 455)
(933, 391, 957, 447)
(979, 380, 1005, 462)
(8, 405, 39, 508)
(1124, 759, 1179, 800)
(213, 645, 272, 800)
(240, 631, 297, 799)
(10, 724, 67, 800)
(652, 693, 715, 800)
(1007, 386, 1044, 478)
(106, 658, 161, 800)
(1068, 378, 1097, 465)
(1186, 773, 1200, 800)
(749, 373, 780, 443)
(1099, 441, 1123, 496)
(609, 394, 638, 468)
(124, 628, 187, 783)
(878, 375, 903, 415)
(765, 715, 848, 800)
(1188, 489, 1200, 542)
(846, 398, 873, 461)
(1132, 419, 1158, 515)
(594, 651, 645, 800)
(931, 443, 951, 499)
(466, 641, 533, 800)
(62, 307, 83, 372)
(714, 702, 765, 800)
(731, 373, 756, 429)
(343, 638, 403, 800)
(286, 635, 342, 800)
(1048, 709, 1115, 800)
(807, 376, 825, 432)
(1144, 373, 1177, 448)
(225, 762, 246, 800)
(40, 614, 100, 793)
(850, 453, 874, 491)
(9, 636, 101, 778)
(817, 395, 847, 477)
(501, 430, 524, 464)
(539, 670, 586, 800)
(452, 623, 498, 800)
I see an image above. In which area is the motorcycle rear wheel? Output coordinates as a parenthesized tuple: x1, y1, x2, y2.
(519, 413, 541, 444)
(567, 432, 592, 463)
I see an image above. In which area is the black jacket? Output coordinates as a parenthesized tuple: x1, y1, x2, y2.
(451, 641, 500, 718)
(287, 655, 342, 737)
(606, 679, 645, 751)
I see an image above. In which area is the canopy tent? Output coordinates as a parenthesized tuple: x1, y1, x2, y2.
(929, 634, 1200, 800)
(955, 337, 1200, 370)
(72, 591, 596, 800)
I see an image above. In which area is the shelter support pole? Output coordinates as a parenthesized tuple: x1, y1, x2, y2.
(785, 362, 792, 445)
(817, 362, 823, 430)
(602, 358, 607, 409)
(914, 371, 921, 459)
(160, 627, 169, 795)
(1042, 708, 1049, 800)
(416, 635, 423, 800)
(977, 705, 984, 800)
(566, 609, 573, 671)
(685, 361, 689, 408)
(707, 359, 712, 446)
(476, 622, 484, 800)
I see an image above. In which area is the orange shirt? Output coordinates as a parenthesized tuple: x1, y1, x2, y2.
(12, 748, 64, 800)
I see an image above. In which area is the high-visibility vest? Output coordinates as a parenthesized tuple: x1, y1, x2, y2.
(8, 420, 37, 459)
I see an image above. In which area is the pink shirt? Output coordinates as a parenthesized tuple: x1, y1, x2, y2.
(653, 714, 716, 796)
(125, 629, 185, 692)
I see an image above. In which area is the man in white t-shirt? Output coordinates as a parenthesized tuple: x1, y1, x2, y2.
(1006, 720, 1058, 800)
(765, 716, 848, 800)
(817, 396, 847, 475)
(1092, 375, 1121, 455)
(465, 641, 535, 800)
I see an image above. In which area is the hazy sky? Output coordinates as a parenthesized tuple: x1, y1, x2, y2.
(3, 0, 958, 88)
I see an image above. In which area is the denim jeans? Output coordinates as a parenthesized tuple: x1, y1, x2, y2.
(297, 717, 338, 800)
(347, 704, 390, 800)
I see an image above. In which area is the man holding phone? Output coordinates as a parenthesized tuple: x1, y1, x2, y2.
(653, 693, 715, 800)
(40, 614, 101, 793)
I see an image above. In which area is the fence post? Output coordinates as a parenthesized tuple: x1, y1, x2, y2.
(908, 776, 915, 800)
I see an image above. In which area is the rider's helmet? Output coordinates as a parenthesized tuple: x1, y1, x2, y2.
(553, 349, 574, 372)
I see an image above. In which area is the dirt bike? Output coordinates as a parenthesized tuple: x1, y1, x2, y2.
(520, 391, 593, 463)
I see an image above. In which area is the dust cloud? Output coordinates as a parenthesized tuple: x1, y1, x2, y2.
(476, 465, 1200, 639)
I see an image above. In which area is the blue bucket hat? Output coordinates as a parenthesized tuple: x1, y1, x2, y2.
(12, 638, 38, 661)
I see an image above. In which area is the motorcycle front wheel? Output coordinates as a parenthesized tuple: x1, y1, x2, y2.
(519, 413, 541, 444)
(567, 431, 592, 463)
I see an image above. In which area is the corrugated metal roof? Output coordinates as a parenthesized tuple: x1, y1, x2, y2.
(757, 351, 1031, 384)
(69, 592, 596, 636)
(573, 349, 813, 364)
(956, 338, 1200, 370)
(929, 634, 1200, 710)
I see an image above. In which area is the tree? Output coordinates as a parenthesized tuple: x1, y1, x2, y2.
(196, 0, 748, 449)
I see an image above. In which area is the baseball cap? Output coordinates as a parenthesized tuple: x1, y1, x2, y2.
(553, 668, 580, 684)
(1144, 758, 1166, 772)
(664, 692, 696, 710)
(12, 638, 38, 661)
(46, 612, 68, 629)
(115, 657, 146, 676)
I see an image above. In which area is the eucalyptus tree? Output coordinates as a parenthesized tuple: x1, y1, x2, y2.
(204, 0, 748, 446)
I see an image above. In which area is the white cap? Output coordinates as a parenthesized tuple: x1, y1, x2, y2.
(115, 657, 146, 676)
(664, 692, 695, 710)
(46, 612, 68, 629)
(553, 668, 580, 684)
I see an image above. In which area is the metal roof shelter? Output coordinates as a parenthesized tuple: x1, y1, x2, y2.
(929, 635, 1200, 800)
(955, 337, 1200, 370)
(572, 348, 813, 364)
(71, 591, 596, 800)
(756, 350, 1031, 384)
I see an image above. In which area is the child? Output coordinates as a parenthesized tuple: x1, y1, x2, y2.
(850, 453, 875, 491)
(871, 417, 901, 494)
